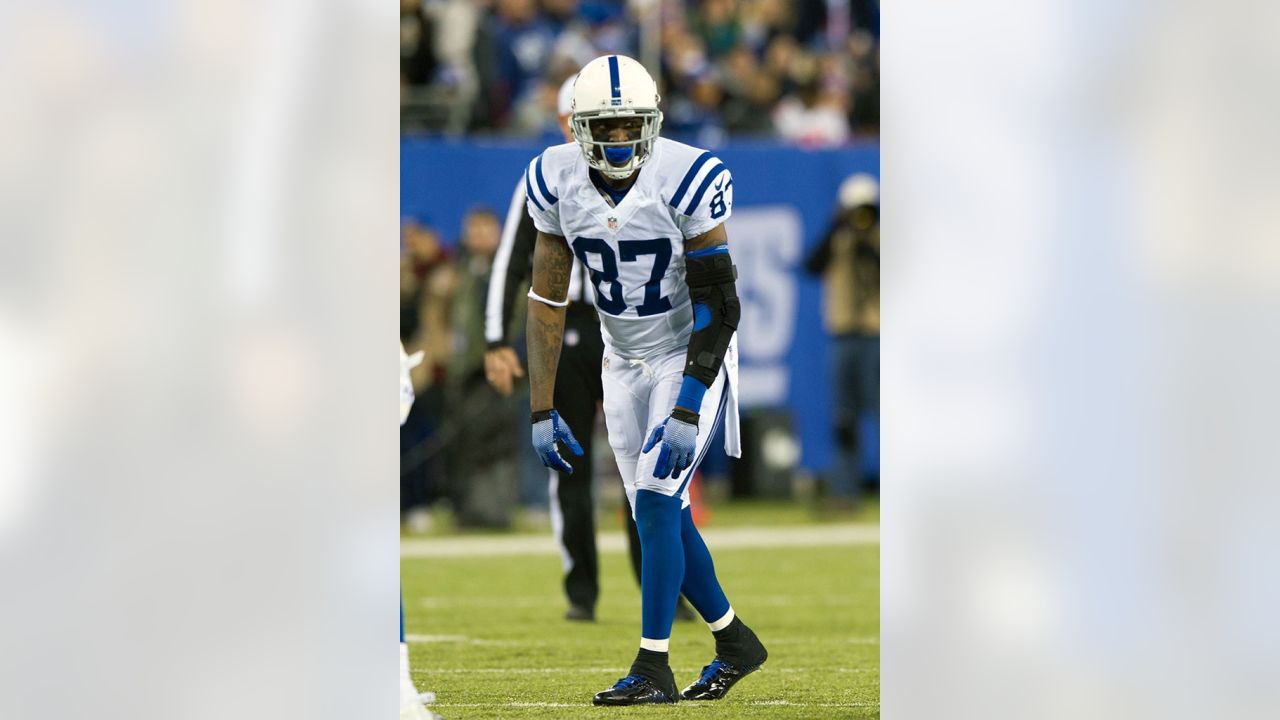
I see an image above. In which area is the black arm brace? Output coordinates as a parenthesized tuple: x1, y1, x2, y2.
(684, 252, 741, 387)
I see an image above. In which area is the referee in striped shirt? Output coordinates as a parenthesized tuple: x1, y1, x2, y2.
(483, 76, 694, 623)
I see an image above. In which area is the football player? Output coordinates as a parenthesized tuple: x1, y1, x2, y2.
(485, 74, 697, 624)
(524, 55, 768, 706)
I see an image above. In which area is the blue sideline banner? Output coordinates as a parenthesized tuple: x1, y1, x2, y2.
(402, 138, 879, 474)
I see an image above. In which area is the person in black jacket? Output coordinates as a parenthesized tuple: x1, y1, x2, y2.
(483, 74, 694, 623)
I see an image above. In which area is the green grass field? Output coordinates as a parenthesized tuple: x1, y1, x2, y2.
(402, 505, 879, 719)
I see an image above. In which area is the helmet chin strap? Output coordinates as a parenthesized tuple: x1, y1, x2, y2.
(598, 161, 634, 180)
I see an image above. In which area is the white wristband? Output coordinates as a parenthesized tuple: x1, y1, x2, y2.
(527, 288, 570, 307)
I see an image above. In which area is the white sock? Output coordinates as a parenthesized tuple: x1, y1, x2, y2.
(639, 637, 670, 652)
(400, 642, 411, 684)
(708, 607, 735, 632)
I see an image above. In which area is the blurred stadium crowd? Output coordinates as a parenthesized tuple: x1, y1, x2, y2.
(401, 0, 879, 145)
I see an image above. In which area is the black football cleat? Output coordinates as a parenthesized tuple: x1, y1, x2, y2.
(680, 657, 765, 700)
(684, 616, 768, 700)
(592, 673, 678, 706)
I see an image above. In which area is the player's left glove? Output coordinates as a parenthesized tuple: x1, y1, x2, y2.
(643, 407, 700, 480)
(531, 409, 584, 474)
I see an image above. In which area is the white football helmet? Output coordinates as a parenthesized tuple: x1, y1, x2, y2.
(570, 55, 663, 180)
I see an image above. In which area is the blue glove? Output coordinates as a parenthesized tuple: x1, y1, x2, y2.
(531, 409, 584, 474)
(642, 408, 700, 480)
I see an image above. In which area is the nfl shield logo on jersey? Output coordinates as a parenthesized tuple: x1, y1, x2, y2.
(607, 216, 618, 232)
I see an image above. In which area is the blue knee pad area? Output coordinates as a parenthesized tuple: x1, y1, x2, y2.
(634, 490, 685, 640)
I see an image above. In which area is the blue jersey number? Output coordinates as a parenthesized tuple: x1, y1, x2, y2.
(619, 239, 673, 316)
(709, 178, 732, 219)
(571, 237, 673, 317)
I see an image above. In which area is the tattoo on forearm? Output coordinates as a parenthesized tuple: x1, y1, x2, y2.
(527, 304, 564, 412)
(527, 233, 573, 412)
(536, 236, 573, 301)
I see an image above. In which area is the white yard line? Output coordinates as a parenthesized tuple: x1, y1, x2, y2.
(403, 633, 520, 646)
(402, 523, 878, 558)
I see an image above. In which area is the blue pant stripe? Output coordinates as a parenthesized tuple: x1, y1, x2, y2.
(675, 388, 728, 497)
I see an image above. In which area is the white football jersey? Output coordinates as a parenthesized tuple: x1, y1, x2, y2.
(524, 137, 734, 358)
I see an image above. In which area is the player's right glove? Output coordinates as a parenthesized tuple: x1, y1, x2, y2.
(531, 409, 584, 474)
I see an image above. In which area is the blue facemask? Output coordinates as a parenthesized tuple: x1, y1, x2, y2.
(604, 145, 634, 165)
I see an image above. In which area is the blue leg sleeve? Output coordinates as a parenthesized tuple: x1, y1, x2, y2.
(634, 489, 685, 641)
(400, 591, 405, 643)
(679, 506, 731, 621)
